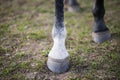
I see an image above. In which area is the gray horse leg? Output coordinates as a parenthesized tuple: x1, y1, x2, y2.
(47, 0, 69, 73)
(65, 0, 80, 12)
(92, 0, 111, 43)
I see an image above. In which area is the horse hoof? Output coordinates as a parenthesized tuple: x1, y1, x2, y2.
(68, 5, 80, 12)
(92, 31, 111, 43)
(47, 56, 69, 73)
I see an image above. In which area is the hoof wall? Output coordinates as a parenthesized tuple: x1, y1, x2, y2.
(47, 57, 69, 73)
(68, 5, 80, 12)
(92, 31, 111, 43)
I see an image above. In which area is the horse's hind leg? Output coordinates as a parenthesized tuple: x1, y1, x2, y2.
(92, 0, 111, 43)
(65, 0, 80, 12)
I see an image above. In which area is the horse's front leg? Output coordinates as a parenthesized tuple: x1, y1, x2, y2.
(47, 0, 69, 73)
(92, 0, 111, 43)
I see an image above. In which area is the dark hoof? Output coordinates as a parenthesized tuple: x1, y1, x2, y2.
(68, 5, 80, 12)
(92, 31, 111, 43)
(47, 57, 69, 74)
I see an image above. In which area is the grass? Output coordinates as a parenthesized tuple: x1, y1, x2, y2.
(0, 0, 120, 80)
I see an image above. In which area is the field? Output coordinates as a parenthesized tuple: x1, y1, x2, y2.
(0, 0, 120, 80)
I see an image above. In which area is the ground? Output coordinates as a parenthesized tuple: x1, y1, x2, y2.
(0, 0, 120, 80)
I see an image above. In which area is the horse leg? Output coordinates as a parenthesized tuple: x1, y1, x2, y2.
(64, 0, 68, 4)
(67, 0, 81, 12)
(92, 0, 111, 43)
(47, 0, 69, 73)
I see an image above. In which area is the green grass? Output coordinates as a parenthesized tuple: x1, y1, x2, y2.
(0, 0, 120, 80)
(28, 31, 47, 40)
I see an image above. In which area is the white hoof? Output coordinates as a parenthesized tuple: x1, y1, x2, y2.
(92, 31, 111, 43)
(47, 26, 69, 73)
(47, 56, 69, 73)
(68, 5, 80, 12)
